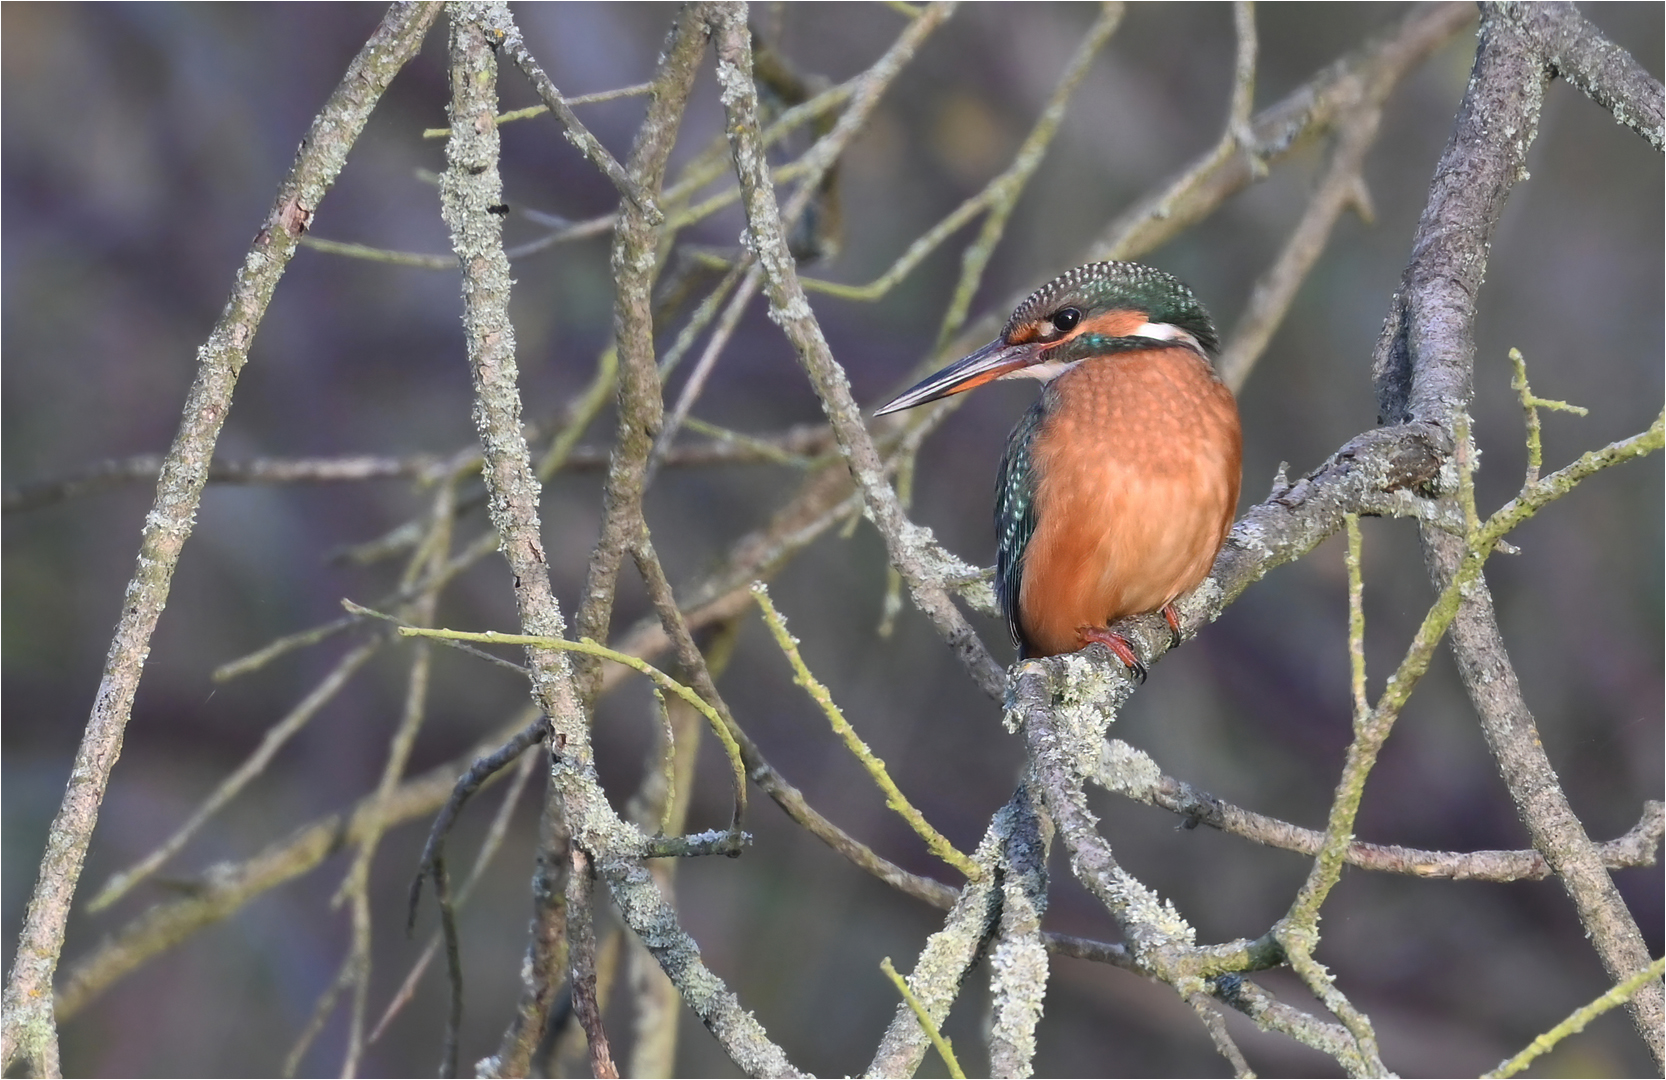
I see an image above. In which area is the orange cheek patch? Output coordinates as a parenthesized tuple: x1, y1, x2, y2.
(1063, 309, 1147, 343)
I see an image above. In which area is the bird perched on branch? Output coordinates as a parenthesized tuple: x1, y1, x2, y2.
(876, 262, 1241, 678)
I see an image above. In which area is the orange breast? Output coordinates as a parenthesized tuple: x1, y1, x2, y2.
(1017, 347, 1241, 657)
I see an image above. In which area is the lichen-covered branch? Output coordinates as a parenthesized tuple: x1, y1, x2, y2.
(987, 786, 1050, 1079)
(1373, 4, 1665, 1061)
(712, 4, 1007, 700)
(0, 6, 441, 1075)
(1494, 1, 1664, 151)
(571, 3, 710, 704)
(1098, 740, 1664, 882)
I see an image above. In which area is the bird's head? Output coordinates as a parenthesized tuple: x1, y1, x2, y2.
(875, 261, 1218, 415)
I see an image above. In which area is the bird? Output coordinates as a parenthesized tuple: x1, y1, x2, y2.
(875, 261, 1241, 678)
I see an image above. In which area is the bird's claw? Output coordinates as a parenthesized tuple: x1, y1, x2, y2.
(1076, 625, 1147, 683)
(1162, 603, 1183, 649)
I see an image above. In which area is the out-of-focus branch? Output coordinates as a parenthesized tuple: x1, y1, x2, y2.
(3, 427, 835, 516)
(752, 583, 980, 881)
(795, 2, 1119, 319)
(3, 454, 438, 513)
(55, 710, 541, 1023)
(879, 958, 965, 1079)
(371, 740, 540, 1048)
(565, 849, 618, 1079)
(1485, 957, 1666, 1079)
(0, 7, 442, 1075)
(645, 265, 766, 486)
(420, 82, 656, 139)
(865, 798, 1008, 1078)
(1215, 99, 1384, 392)
(934, 2, 1124, 348)
(487, 791, 569, 1077)
(51, 436, 932, 1020)
(87, 642, 380, 912)
(1091, 2, 1472, 261)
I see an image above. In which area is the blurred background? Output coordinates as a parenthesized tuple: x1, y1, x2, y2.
(3, 4, 1660, 1076)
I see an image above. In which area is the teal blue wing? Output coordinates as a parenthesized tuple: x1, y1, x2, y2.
(995, 396, 1049, 657)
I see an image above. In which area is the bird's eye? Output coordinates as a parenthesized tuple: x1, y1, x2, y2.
(1052, 308, 1082, 334)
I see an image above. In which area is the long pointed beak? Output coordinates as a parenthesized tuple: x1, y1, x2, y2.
(873, 337, 1034, 416)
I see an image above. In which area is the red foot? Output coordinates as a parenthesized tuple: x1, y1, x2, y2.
(1076, 625, 1147, 683)
(1162, 603, 1184, 648)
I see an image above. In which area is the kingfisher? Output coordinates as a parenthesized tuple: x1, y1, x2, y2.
(876, 262, 1241, 678)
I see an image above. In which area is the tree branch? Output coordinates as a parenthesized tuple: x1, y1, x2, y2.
(1496, 1, 1665, 151)
(1372, 5, 1664, 1062)
(0, 6, 442, 1075)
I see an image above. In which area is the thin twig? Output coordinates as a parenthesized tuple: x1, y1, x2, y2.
(646, 263, 765, 486)
(881, 958, 966, 1080)
(3, 453, 439, 513)
(54, 708, 541, 1023)
(434, 852, 462, 1078)
(1187, 992, 1253, 1079)
(88, 641, 381, 912)
(566, 848, 619, 1078)
(368, 746, 538, 1046)
(338, 482, 455, 1077)
(1215, 99, 1386, 392)
(500, 16, 659, 223)
(488, 781, 571, 1077)
(628, 535, 749, 834)
(751, 582, 981, 880)
(714, 3, 1007, 700)
(1484, 958, 1666, 1079)
(1097, 740, 1664, 882)
(420, 81, 655, 138)
(1508, 346, 1587, 488)
(409, 714, 551, 931)
(400, 626, 750, 829)
(1092, 3, 1471, 261)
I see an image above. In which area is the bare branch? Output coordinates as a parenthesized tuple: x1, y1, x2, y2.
(987, 787, 1050, 1079)
(56, 711, 544, 1022)
(1372, 4, 1664, 1060)
(566, 849, 619, 1079)
(500, 16, 661, 223)
(88, 642, 380, 912)
(1099, 740, 1665, 882)
(712, 3, 1007, 699)
(1216, 100, 1386, 391)
(1092, 2, 1472, 261)
(1495, 1, 1665, 151)
(0, 11, 441, 1071)
(571, 3, 710, 704)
